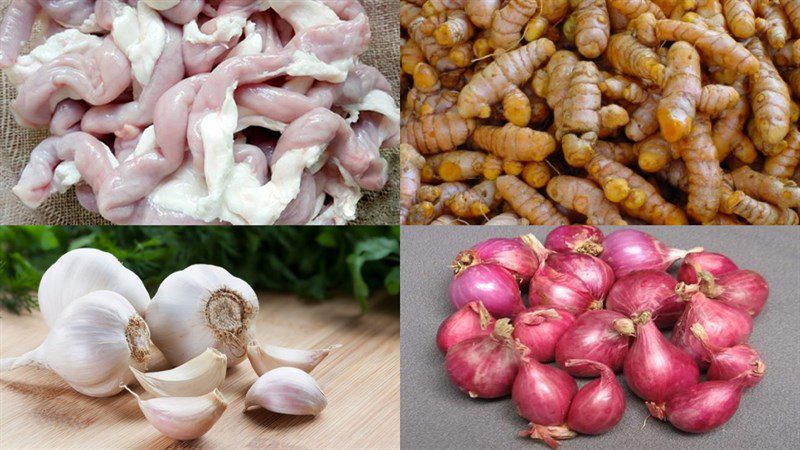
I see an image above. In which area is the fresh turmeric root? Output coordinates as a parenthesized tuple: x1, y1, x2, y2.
(422, 0, 467, 17)
(755, 1, 791, 50)
(426, 150, 487, 181)
(608, 0, 666, 20)
(489, 0, 539, 51)
(573, 0, 611, 58)
(546, 176, 629, 225)
(586, 155, 689, 224)
(676, 115, 723, 223)
(722, 190, 800, 224)
(626, 93, 660, 142)
(746, 37, 792, 145)
(457, 38, 556, 125)
(635, 135, 676, 173)
(496, 175, 570, 224)
(606, 32, 666, 85)
(600, 73, 648, 104)
(658, 42, 702, 143)
(730, 166, 800, 208)
(472, 124, 557, 162)
(721, 0, 756, 39)
(435, 10, 476, 46)
(400, 144, 426, 225)
(447, 179, 499, 217)
(405, 88, 459, 116)
(521, 161, 552, 188)
(464, 0, 502, 28)
(764, 127, 800, 180)
(628, 12, 659, 47)
(595, 140, 637, 165)
(655, 20, 759, 75)
(401, 110, 476, 154)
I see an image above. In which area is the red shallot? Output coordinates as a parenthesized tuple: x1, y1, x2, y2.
(544, 225, 605, 256)
(692, 323, 765, 387)
(436, 301, 496, 354)
(444, 319, 521, 398)
(677, 252, 738, 284)
(564, 359, 626, 435)
(672, 292, 753, 366)
(452, 234, 543, 283)
(449, 263, 524, 318)
(623, 312, 699, 405)
(555, 310, 634, 377)
(529, 253, 615, 314)
(513, 350, 577, 449)
(600, 230, 701, 277)
(512, 307, 576, 362)
(605, 270, 685, 329)
(694, 269, 769, 317)
(647, 374, 749, 433)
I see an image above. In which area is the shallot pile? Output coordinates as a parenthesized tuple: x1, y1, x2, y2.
(1, 248, 340, 441)
(1, 0, 399, 224)
(438, 227, 768, 448)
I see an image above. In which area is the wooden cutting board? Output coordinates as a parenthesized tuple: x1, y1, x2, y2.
(0, 294, 400, 449)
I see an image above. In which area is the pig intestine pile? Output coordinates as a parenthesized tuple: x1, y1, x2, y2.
(1, 0, 399, 224)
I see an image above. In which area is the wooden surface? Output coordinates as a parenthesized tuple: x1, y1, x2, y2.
(0, 295, 400, 449)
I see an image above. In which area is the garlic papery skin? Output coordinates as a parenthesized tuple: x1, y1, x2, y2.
(247, 339, 341, 376)
(38, 248, 150, 326)
(244, 367, 327, 415)
(131, 348, 227, 397)
(125, 386, 228, 440)
(146, 264, 259, 367)
(0, 291, 152, 397)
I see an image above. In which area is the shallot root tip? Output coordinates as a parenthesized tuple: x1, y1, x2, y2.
(645, 401, 667, 421)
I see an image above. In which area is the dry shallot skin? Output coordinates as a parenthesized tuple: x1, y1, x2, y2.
(436, 301, 496, 354)
(513, 353, 578, 448)
(605, 270, 685, 329)
(444, 319, 521, 399)
(565, 359, 626, 435)
(647, 376, 749, 433)
(671, 292, 753, 367)
(554, 310, 635, 377)
(529, 253, 615, 315)
(623, 312, 700, 405)
(448, 263, 525, 318)
(692, 323, 766, 388)
(677, 252, 739, 284)
(600, 230, 701, 277)
(696, 269, 769, 317)
(544, 225, 605, 256)
(453, 234, 543, 283)
(512, 307, 576, 363)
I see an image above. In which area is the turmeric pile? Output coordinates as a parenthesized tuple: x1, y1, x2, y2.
(400, 0, 800, 225)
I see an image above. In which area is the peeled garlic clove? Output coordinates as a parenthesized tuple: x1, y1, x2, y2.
(0, 291, 153, 397)
(247, 339, 341, 376)
(38, 248, 150, 326)
(125, 386, 227, 441)
(131, 348, 227, 397)
(146, 265, 259, 367)
(244, 367, 327, 415)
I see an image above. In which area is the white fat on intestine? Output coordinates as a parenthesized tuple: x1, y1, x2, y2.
(227, 22, 263, 58)
(183, 16, 247, 44)
(6, 29, 102, 86)
(111, 2, 166, 86)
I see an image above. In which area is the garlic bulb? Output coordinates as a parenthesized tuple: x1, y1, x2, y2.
(131, 348, 227, 397)
(125, 386, 228, 440)
(247, 339, 341, 375)
(244, 367, 327, 415)
(38, 248, 150, 326)
(0, 290, 154, 397)
(146, 265, 259, 367)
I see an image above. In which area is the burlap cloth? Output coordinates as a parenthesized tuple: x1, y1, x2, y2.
(0, 0, 399, 225)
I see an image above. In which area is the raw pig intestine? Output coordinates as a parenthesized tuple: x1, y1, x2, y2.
(2, 0, 399, 224)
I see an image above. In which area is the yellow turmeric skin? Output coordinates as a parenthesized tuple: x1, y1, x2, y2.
(655, 20, 759, 75)
(607, 32, 666, 85)
(472, 124, 557, 162)
(497, 175, 570, 224)
(489, 0, 539, 51)
(746, 37, 792, 145)
(730, 166, 800, 208)
(676, 115, 723, 223)
(573, 0, 611, 58)
(401, 110, 476, 154)
(457, 38, 556, 126)
(447, 180, 499, 217)
(764, 127, 800, 180)
(546, 176, 628, 225)
(658, 42, 702, 143)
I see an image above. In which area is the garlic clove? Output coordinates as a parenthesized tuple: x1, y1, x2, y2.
(244, 367, 327, 415)
(131, 348, 227, 397)
(125, 386, 228, 441)
(246, 339, 341, 376)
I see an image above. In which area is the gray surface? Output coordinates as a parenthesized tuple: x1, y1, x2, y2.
(400, 226, 800, 450)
